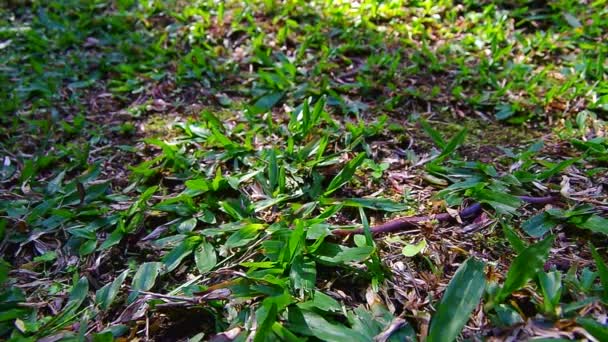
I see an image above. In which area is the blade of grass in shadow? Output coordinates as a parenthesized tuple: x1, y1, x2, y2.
(487, 235, 554, 309)
(590, 243, 608, 302)
(436, 128, 467, 161)
(420, 120, 446, 149)
(323, 153, 366, 196)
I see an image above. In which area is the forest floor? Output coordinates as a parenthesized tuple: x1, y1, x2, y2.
(1, 1, 607, 341)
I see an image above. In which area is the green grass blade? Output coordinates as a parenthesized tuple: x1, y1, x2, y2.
(437, 128, 467, 160)
(577, 317, 608, 341)
(428, 258, 486, 342)
(324, 153, 366, 196)
(96, 270, 129, 310)
(129, 262, 162, 303)
(420, 120, 446, 149)
(492, 235, 554, 306)
(590, 243, 608, 302)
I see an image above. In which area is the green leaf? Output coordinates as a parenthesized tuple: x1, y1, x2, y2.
(177, 218, 198, 233)
(195, 241, 217, 274)
(67, 277, 89, 309)
(560, 205, 594, 218)
(474, 189, 522, 216)
(252, 92, 284, 114)
(255, 303, 278, 342)
(79, 239, 97, 256)
(437, 128, 467, 160)
(493, 235, 554, 305)
(324, 153, 366, 196)
(33, 251, 57, 263)
(253, 195, 290, 213)
(314, 243, 374, 264)
(428, 258, 486, 342)
(199, 208, 216, 224)
(420, 120, 446, 149)
(522, 213, 558, 237)
(358, 207, 374, 249)
(92, 332, 114, 342)
(130, 186, 158, 215)
(577, 317, 608, 341)
(98, 324, 129, 338)
(47, 170, 66, 194)
(0, 258, 9, 284)
(538, 271, 562, 315)
(100, 226, 125, 250)
(493, 304, 524, 327)
(291, 309, 368, 342)
(347, 306, 382, 340)
(212, 167, 227, 191)
(225, 223, 264, 248)
(272, 322, 304, 342)
(129, 262, 162, 302)
(210, 126, 237, 149)
(563, 12, 582, 28)
(290, 256, 316, 295)
(267, 149, 279, 193)
(298, 291, 341, 312)
(402, 239, 427, 257)
(578, 215, 608, 235)
(202, 110, 224, 131)
(423, 173, 448, 186)
(502, 223, 527, 254)
(185, 178, 210, 192)
(220, 199, 247, 220)
(38, 277, 89, 338)
(286, 220, 305, 264)
(590, 243, 608, 302)
(537, 158, 578, 181)
(96, 270, 129, 310)
(162, 237, 199, 273)
(495, 103, 514, 120)
(348, 304, 416, 341)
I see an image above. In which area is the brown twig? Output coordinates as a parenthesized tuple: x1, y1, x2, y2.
(332, 195, 559, 237)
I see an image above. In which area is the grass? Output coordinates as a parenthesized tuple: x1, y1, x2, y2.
(1, 0, 607, 341)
